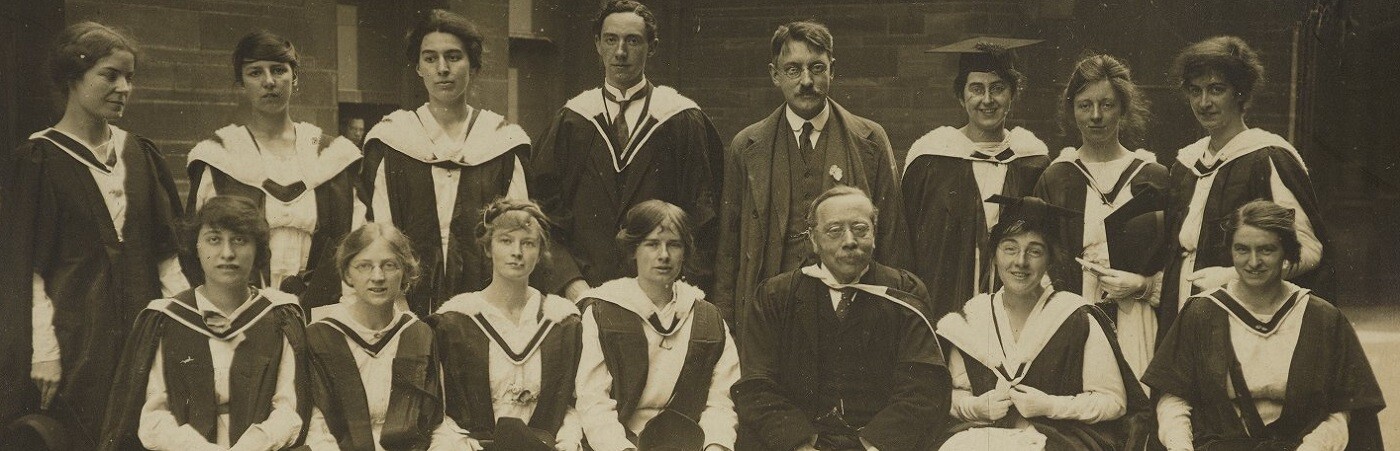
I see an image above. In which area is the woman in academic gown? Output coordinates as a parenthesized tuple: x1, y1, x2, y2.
(1161, 36, 1330, 333)
(1033, 54, 1168, 383)
(100, 196, 309, 451)
(361, 9, 531, 317)
(1144, 200, 1383, 450)
(935, 196, 1150, 451)
(0, 22, 188, 448)
(302, 222, 447, 450)
(431, 198, 583, 450)
(186, 31, 362, 307)
(575, 200, 739, 451)
(904, 38, 1050, 320)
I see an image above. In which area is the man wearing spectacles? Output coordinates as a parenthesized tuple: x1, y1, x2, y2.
(529, 0, 724, 302)
(716, 20, 910, 327)
(734, 186, 948, 450)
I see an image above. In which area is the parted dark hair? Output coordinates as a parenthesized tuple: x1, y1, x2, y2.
(593, 0, 659, 43)
(804, 185, 878, 230)
(48, 21, 139, 105)
(953, 43, 1025, 101)
(405, 9, 484, 72)
(771, 20, 834, 61)
(335, 222, 422, 292)
(1173, 35, 1266, 109)
(475, 197, 553, 267)
(1225, 199, 1302, 264)
(1059, 53, 1151, 142)
(987, 216, 1071, 290)
(232, 30, 299, 85)
(616, 199, 696, 278)
(183, 196, 271, 282)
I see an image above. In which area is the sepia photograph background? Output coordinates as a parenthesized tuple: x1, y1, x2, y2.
(2, 0, 1397, 443)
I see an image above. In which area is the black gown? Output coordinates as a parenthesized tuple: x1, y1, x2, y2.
(902, 126, 1049, 320)
(0, 127, 184, 446)
(528, 84, 723, 293)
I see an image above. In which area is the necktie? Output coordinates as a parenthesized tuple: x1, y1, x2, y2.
(612, 97, 634, 157)
(799, 121, 815, 155)
(836, 288, 856, 321)
(203, 311, 231, 335)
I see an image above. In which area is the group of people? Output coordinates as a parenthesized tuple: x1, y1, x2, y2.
(0, 0, 1386, 450)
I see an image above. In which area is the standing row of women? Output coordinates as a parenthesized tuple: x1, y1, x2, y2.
(0, 7, 1384, 451)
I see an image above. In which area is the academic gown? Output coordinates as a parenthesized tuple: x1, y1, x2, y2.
(1162, 129, 1332, 335)
(528, 84, 723, 293)
(733, 263, 948, 451)
(429, 290, 582, 448)
(0, 127, 184, 443)
(187, 123, 362, 308)
(304, 303, 443, 451)
(902, 126, 1049, 321)
(99, 288, 311, 451)
(935, 290, 1152, 451)
(361, 105, 529, 317)
(1143, 288, 1384, 450)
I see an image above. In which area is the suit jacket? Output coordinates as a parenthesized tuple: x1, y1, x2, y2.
(715, 101, 910, 326)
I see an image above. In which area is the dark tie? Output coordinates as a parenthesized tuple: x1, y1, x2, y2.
(970, 147, 1015, 163)
(203, 311, 231, 335)
(799, 121, 815, 155)
(1194, 157, 1221, 175)
(612, 97, 633, 157)
(836, 288, 856, 321)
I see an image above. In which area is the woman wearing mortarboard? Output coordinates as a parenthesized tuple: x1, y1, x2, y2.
(935, 196, 1151, 451)
(903, 37, 1051, 321)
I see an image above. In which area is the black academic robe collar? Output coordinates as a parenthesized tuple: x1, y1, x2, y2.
(937, 288, 1088, 385)
(311, 303, 419, 357)
(147, 287, 302, 341)
(365, 104, 528, 167)
(1175, 128, 1306, 177)
(799, 263, 935, 335)
(581, 278, 704, 337)
(903, 126, 1048, 172)
(437, 290, 579, 364)
(187, 123, 360, 202)
(31, 125, 129, 174)
(563, 84, 700, 172)
(1195, 283, 1308, 337)
(1052, 147, 1156, 209)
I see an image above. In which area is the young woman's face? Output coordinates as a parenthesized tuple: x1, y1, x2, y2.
(489, 226, 542, 283)
(995, 230, 1049, 296)
(239, 60, 295, 116)
(69, 50, 135, 122)
(197, 224, 257, 288)
(1184, 71, 1245, 134)
(346, 239, 406, 308)
(962, 71, 1013, 134)
(1231, 224, 1287, 290)
(634, 225, 685, 288)
(1073, 79, 1123, 147)
(416, 31, 472, 104)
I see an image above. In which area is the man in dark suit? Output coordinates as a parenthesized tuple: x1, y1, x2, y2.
(733, 186, 947, 450)
(715, 20, 910, 326)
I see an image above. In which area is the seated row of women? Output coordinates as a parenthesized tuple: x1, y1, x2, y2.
(90, 194, 1381, 451)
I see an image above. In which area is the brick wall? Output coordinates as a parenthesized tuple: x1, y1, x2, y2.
(65, 0, 340, 192)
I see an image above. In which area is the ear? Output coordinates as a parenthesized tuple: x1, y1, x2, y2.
(769, 63, 781, 87)
(648, 38, 659, 57)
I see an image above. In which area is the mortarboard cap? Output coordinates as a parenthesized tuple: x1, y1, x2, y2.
(637, 409, 705, 450)
(1103, 182, 1168, 275)
(487, 417, 555, 451)
(926, 36, 1044, 78)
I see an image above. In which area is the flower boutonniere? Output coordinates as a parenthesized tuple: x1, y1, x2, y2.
(829, 164, 843, 182)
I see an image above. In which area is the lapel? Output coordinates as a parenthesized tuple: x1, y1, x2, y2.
(616, 117, 662, 215)
(795, 273, 829, 374)
(822, 102, 877, 193)
(38, 128, 126, 246)
(582, 111, 624, 209)
(742, 107, 788, 231)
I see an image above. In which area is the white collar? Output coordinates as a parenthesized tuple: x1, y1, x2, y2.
(799, 263, 935, 335)
(785, 100, 831, 132)
(904, 125, 1048, 172)
(1175, 128, 1305, 176)
(32, 125, 130, 172)
(437, 288, 579, 324)
(603, 77, 649, 101)
(195, 285, 261, 318)
(582, 277, 704, 323)
(937, 288, 1087, 384)
(186, 122, 360, 191)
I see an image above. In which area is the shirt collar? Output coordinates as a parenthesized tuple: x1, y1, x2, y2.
(194, 286, 259, 319)
(478, 288, 545, 327)
(785, 100, 831, 133)
(603, 76, 649, 102)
